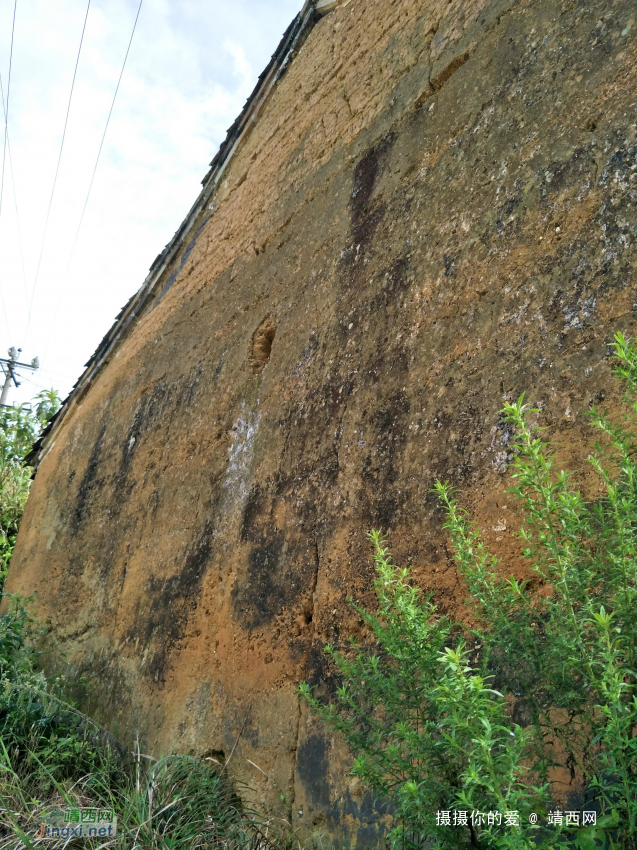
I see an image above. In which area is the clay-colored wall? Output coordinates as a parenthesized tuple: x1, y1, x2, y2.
(7, 0, 637, 845)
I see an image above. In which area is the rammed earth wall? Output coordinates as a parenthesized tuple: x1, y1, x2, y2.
(7, 0, 637, 845)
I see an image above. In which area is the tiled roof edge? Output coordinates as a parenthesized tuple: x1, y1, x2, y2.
(32, 0, 323, 470)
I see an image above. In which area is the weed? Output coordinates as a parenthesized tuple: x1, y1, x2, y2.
(301, 333, 637, 849)
(0, 599, 266, 848)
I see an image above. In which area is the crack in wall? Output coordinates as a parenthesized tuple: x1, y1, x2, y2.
(289, 532, 321, 821)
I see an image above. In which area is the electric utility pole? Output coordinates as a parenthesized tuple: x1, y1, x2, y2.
(0, 347, 39, 407)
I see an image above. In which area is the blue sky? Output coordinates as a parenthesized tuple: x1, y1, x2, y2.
(0, 0, 303, 403)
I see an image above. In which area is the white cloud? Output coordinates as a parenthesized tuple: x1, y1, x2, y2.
(0, 0, 302, 404)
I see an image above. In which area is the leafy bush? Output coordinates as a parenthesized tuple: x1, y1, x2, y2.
(0, 466, 31, 596)
(301, 333, 637, 850)
(0, 390, 60, 591)
(0, 390, 60, 467)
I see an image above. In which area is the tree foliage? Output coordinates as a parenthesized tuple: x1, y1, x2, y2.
(0, 390, 60, 590)
(301, 333, 637, 850)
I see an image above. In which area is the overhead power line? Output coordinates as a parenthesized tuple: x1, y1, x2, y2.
(42, 0, 144, 367)
(0, 70, 29, 327)
(21, 372, 61, 394)
(0, 284, 10, 345)
(0, 0, 18, 344)
(27, 0, 92, 343)
(0, 346, 38, 406)
(66, 0, 144, 263)
(0, 0, 17, 221)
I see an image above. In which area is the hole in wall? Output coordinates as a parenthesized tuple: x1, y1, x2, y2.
(202, 749, 227, 766)
(250, 317, 276, 372)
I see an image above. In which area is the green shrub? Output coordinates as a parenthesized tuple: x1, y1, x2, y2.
(301, 333, 637, 850)
(0, 389, 60, 467)
(0, 390, 61, 592)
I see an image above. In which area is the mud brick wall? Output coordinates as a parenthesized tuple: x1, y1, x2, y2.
(7, 0, 637, 845)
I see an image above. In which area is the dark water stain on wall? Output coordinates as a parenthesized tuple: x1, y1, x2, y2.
(73, 423, 107, 530)
(360, 390, 411, 530)
(126, 518, 216, 683)
(297, 732, 331, 809)
(232, 531, 288, 629)
(345, 133, 397, 279)
(351, 133, 396, 221)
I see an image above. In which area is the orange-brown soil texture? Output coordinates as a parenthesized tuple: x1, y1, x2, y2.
(7, 0, 637, 844)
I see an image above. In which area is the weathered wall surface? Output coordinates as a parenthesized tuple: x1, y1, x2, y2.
(7, 0, 637, 844)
